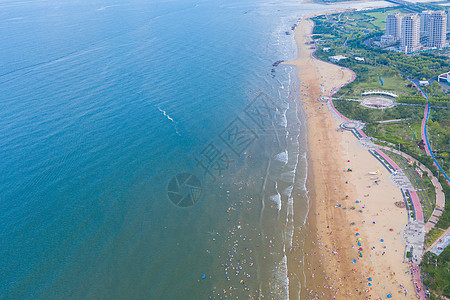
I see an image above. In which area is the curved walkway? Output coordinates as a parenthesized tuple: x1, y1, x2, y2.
(378, 146, 446, 233)
(403, 76, 449, 184)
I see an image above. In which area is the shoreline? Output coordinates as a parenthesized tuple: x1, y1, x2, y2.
(287, 10, 418, 299)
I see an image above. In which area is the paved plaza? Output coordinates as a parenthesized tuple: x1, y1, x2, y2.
(340, 120, 364, 130)
(403, 221, 425, 264)
(360, 96, 395, 109)
(358, 137, 378, 150)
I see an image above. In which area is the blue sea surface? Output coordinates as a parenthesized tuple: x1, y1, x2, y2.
(0, 0, 351, 298)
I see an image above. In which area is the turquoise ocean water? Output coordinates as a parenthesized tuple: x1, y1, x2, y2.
(0, 0, 380, 298)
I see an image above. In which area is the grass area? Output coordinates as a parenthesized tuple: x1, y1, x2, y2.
(363, 8, 404, 30)
(333, 99, 423, 122)
(333, 100, 432, 159)
(425, 227, 445, 248)
(337, 74, 418, 98)
(421, 248, 450, 299)
(427, 107, 450, 175)
(367, 118, 424, 157)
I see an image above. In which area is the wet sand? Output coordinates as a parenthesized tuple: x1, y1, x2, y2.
(286, 16, 416, 299)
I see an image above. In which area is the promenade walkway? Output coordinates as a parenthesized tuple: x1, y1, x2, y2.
(411, 264, 426, 300)
(378, 146, 446, 233)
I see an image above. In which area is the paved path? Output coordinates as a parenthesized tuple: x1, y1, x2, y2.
(379, 146, 446, 233)
(425, 227, 450, 255)
(411, 264, 426, 300)
(377, 118, 410, 123)
(403, 221, 425, 263)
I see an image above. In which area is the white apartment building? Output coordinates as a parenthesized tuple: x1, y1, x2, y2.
(428, 11, 447, 48)
(386, 13, 402, 40)
(401, 14, 421, 53)
(420, 11, 432, 37)
(447, 11, 450, 32)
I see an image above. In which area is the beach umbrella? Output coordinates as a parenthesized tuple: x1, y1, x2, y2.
(358, 238, 361, 241)
(368, 277, 372, 281)
(353, 259, 357, 263)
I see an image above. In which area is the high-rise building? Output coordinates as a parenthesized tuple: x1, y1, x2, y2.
(420, 11, 432, 37)
(386, 13, 402, 40)
(428, 11, 447, 48)
(447, 10, 450, 31)
(400, 14, 421, 53)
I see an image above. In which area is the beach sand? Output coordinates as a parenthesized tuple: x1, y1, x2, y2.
(286, 17, 417, 299)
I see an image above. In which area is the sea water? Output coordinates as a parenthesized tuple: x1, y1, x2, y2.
(0, 0, 387, 298)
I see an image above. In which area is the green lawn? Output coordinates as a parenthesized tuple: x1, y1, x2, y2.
(345, 75, 416, 96)
(425, 227, 445, 247)
(363, 8, 404, 30)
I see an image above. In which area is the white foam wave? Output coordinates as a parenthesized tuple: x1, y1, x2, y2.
(286, 197, 294, 250)
(269, 255, 289, 300)
(279, 112, 287, 128)
(283, 185, 293, 197)
(269, 193, 281, 211)
(158, 107, 181, 136)
(273, 150, 288, 164)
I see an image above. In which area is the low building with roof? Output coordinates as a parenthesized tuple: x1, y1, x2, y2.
(438, 71, 450, 83)
(328, 55, 347, 63)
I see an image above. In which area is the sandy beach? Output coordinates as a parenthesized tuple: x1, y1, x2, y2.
(287, 16, 417, 299)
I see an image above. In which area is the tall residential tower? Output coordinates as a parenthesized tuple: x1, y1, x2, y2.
(385, 13, 402, 40)
(420, 11, 432, 36)
(428, 11, 447, 48)
(400, 14, 421, 53)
